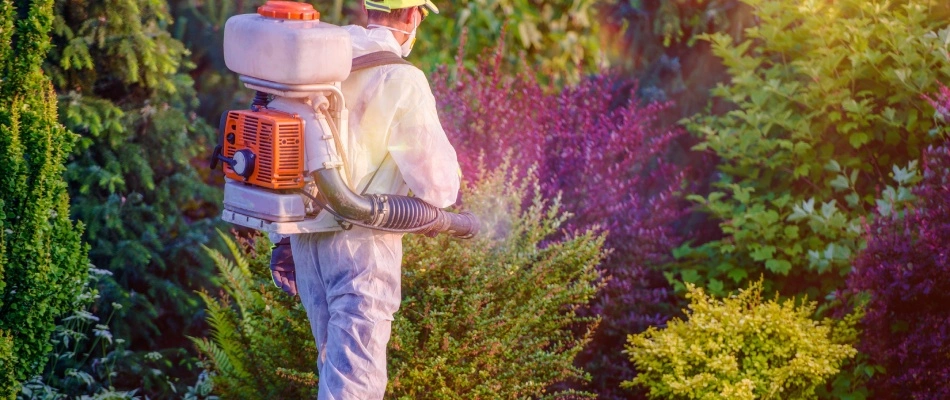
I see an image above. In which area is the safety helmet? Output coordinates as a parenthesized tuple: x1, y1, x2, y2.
(365, 0, 439, 15)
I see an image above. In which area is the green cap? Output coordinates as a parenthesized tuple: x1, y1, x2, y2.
(365, 0, 439, 14)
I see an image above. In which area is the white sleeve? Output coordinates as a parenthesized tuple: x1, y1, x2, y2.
(384, 68, 461, 208)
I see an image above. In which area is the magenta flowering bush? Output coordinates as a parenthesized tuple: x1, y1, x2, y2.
(432, 48, 695, 398)
(924, 83, 950, 123)
(847, 135, 950, 398)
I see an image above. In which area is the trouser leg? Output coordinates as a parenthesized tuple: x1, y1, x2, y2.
(319, 294, 394, 399)
(290, 234, 330, 385)
(295, 229, 403, 400)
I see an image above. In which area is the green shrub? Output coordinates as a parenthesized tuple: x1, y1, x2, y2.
(679, 0, 950, 297)
(46, 1, 221, 390)
(0, 0, 89, 397)
(195, 163, 604, 399)
(389, 165, 603, 399)
(624, 280, 859, 399)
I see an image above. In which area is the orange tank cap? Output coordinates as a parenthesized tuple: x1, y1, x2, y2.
(257, 1, 320, 20)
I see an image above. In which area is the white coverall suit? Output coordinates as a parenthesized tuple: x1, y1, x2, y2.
(290, 25, 461, 400)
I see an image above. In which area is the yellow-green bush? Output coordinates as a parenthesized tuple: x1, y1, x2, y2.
(624, 281, 859, 399)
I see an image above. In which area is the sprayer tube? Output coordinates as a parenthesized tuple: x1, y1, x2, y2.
(311, 168, 376, 224)
(310, 167, 479, 238)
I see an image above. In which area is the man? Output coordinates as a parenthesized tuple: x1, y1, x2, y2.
(272, 1, 460, 398)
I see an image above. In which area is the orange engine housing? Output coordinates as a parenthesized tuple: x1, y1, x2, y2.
(222, 108, 305, 189)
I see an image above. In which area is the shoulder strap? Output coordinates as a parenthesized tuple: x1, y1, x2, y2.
(351, 51, 412, 72)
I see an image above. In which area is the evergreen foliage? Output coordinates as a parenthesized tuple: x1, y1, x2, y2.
(625, 280, 860, 399)
(0, 0, 88, 395)
(847, 131, 950, 396)
(433, 45, 696, 398)
(43, 0, 221, 383)
(680, 0, 950, 297)
(195, 164, 604, 399)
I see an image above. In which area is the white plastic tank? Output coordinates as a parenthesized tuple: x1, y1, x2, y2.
(223, 1, 352, 85)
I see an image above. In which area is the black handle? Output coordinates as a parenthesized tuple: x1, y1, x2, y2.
(209, 145, 236, 170)
(210, 111, 232, 170)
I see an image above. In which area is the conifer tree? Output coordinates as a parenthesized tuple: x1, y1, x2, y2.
(43, 0, 220, 361)
(0, 0, 88, 397)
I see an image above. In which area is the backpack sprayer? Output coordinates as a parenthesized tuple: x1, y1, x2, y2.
(211, 1, 478, 238)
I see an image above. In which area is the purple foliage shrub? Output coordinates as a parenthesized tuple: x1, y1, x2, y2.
(433, 47, 692, 398)
(848, 88, 950, 398)
(923, 84, 950, 122)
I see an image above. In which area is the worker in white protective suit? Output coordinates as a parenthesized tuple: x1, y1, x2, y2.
(269, 1, 460, 398)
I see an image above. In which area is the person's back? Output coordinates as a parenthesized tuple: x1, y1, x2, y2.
(340, 24, 459, 207)
(285, 2, 460, 399)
